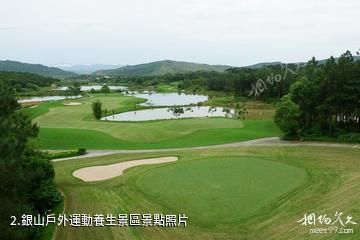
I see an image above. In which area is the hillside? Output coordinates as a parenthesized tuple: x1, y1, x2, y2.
(244, 62, 283, 69)
(93, 60, 231, 76)
(56, 64, 124, 74)
(0, 71, 59, 92)
(242, 56, 360, 69)
(0, 60, 76, 79)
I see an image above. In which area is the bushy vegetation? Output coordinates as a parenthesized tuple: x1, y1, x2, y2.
(42, 148, 87, 160)
(100, 84, 110, 94)
(0, 71, 59, 93)
(274, 95, 301, 138)
(65, 81, 82, 96)
(92, 100, 102, 119)
(0, 82, 62, 240)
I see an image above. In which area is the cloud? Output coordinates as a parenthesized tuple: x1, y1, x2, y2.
(0, 0, 359, 65)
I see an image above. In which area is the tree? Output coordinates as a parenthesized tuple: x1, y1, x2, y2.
(100, 85, 110, 94)
(92, 100, 102, 119)
(0, 81, 62, 240)
(274, 95, 301, 138)
(66, 81, 82, 96)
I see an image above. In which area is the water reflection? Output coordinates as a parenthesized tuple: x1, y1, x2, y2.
(102, 106, 235, 122)
(126, 92, 208, 106)
(57, 85, 127, 91)
(19, 95, 81, 103)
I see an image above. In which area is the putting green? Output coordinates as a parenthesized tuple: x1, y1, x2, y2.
(136, 156, 307, 226)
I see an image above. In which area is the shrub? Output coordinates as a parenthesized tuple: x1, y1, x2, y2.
(77, 148, 87, 155)
(274, 95, 301, 138)
(337, 133, 360, 143)
(92, 100, 102, 119)
(100, 85, 110, 94)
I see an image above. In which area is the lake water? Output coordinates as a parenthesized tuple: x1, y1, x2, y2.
(127, 92, 208, 106)
(57, 85, 127, 91)
(19, 96, 81, 103)
(102, 106, 234, 122)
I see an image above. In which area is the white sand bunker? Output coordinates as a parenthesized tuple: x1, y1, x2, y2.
(73, 156, 178, 182)
(63, 102, 82, 106)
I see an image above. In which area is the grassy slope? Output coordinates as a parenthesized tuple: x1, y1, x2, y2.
(27, 94, 281, 150)
(37, 120, 278, 149)
(53, 146, 360, 240)
(21, 101, 63, 119)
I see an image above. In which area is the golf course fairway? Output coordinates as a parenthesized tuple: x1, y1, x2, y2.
(24, 94, 281, 150)
(53, 146, 360, 240)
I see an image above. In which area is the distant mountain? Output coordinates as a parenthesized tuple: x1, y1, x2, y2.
(0, 60, 76, 79)
(56, 64, 124, 75)
(93, 60, 232, 76)
(243, 62, 283, 69)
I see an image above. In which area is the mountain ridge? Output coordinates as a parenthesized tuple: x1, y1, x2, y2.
(2, 55, 359, 78)
(0, 60, 76, 79)
(93, 60, 232, 76)
(56, 64, 124, 74)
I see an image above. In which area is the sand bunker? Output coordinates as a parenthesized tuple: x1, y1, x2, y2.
(63, 102, 82, 106)
(73, 156, 178, 182)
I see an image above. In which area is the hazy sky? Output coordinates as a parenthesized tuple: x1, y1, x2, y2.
(1, 0, 359, 66)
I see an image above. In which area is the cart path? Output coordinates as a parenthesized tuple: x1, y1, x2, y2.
(51, 137, 359, 162)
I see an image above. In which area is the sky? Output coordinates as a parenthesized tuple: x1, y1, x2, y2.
(1, 0, 359, 67)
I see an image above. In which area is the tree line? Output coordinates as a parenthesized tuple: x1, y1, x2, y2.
(275, 51, 360, 140)
(107, 50, 360, 140)
(0, 81, 62, 239)
(0, 71, 58, 93)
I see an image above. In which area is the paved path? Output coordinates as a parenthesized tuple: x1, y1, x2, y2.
(51, 137, 359, 162)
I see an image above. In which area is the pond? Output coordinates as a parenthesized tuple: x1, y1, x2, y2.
(127, 92, 208, 106)
(102, 106, 235, 122)
(57, 85, 127, 91)
(19, 96, 81, 103)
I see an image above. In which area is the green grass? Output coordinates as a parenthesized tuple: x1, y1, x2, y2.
(27, 94, 281, 150)
(21, 101, 63, 119)
(37, 120, 280, 149)
(155, 83, 179, 92)
(53, 146, 360, 239)
(136, 156, 306, 226)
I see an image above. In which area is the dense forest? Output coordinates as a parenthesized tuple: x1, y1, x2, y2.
(277, 51, 360, 140)
(0, 71, 59, 93)
(0, 82, 62, 240)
